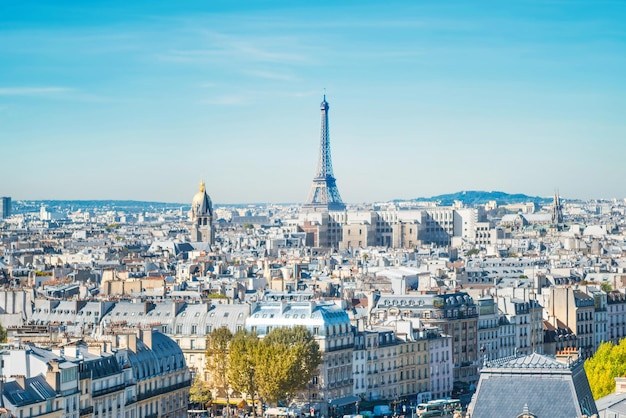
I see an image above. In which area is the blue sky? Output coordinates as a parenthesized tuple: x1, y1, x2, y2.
(1, 0, 625, 203)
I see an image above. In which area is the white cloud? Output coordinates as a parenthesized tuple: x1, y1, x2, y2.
(0, 86, 74, 96)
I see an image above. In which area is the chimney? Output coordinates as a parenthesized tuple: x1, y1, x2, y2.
(45, 361, 61, 391)
(172, 301, 185, 317)
(12, 375, 26, 389)
(64, 345, 78, 358)
(127, 333, 137, 352)
(88, 343, 103, 356)
(139, 329, 152, 350)
(555, 347, 579, 365)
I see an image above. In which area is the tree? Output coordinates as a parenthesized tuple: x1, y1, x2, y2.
(206, 326, 233, 399)
(228, 330, 260, 416)
(465, 248, 480, 257)
(256, 326, 321, 406)
(585, 339, 626, 399)
(0, 322, 6, 343)
(189, 375, 213, 410)
(601, 282, 613, 293)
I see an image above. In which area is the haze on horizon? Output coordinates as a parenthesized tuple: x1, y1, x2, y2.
(1, 1, 625, 204)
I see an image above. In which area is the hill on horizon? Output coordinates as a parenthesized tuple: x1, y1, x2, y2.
(401, 190, 552, 206)
(13, 191, 553, 211)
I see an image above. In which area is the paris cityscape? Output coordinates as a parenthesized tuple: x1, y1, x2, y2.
(2, 2, 625, 418)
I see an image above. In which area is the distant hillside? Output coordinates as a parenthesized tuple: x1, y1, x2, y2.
(13, 199, 260, 214)
(403, 191, 551, 206)
(14, 200, 187, 214)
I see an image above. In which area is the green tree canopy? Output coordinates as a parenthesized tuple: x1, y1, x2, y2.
(0, 322, 7, 343)
(228, 329, 260, 415)
(585, 339, 626, 399)
(190, 375, 213, 409)
(206, 326, 233, 397)
(601, 282, 613, 293)
(256, 326, 321, 405)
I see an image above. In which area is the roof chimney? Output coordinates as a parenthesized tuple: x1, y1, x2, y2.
(12, 375, 26, 389)
(127, 333, 137, 352)
(139, 329, 152, 350)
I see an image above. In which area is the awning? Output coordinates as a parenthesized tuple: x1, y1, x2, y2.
(208, 398, 245, 406)
(329, 396, 360, 407)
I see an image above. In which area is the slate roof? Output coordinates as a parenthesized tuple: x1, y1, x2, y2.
(126, 331, 186, 381)
(102, 300, 249, 335)
(246, 301, 351, 337)
(2, 375, 56, 407)
(596, 391, 626, 416)
(469, 353, 598, 418)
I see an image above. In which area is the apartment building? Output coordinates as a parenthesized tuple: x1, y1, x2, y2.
(246, 300, 355, 416)
(370, 293, 479, 385)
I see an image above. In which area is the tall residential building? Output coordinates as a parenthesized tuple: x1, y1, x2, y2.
(580, 285, 608, 351)
(0, 329, 190, 418)
(1, 196, 10, 218)
(353, 323, 434, 405)
(425, 330, 453, 400)
(476, 297, 500, 362)
(303, 95, 346, 212)
(497, 296, 544, 356)
(370, 293, 479, 385)
(547, 286, 595, 359)
(607, 290, 626, 344)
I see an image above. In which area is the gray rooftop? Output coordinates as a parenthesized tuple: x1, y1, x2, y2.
(470, 353, 598, 418)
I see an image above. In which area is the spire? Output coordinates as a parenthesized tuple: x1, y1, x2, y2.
(199, 179, 205, 194)
(551, 189, 563, 224)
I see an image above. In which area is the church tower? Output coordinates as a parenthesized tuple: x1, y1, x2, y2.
(190, 180, 214, 244)
(551, 190, 564, 224)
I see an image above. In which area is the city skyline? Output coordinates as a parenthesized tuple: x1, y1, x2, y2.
(1, 1, 625, 204)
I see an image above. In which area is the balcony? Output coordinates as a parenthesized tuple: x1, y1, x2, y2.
(80, 406, 94, 416)
(93, 383, 126, 398)
(137, 379, 191, 401)
(327, 343, 355, 353)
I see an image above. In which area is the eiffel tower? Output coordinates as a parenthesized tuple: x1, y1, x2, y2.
(303, 95, 346, 212)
